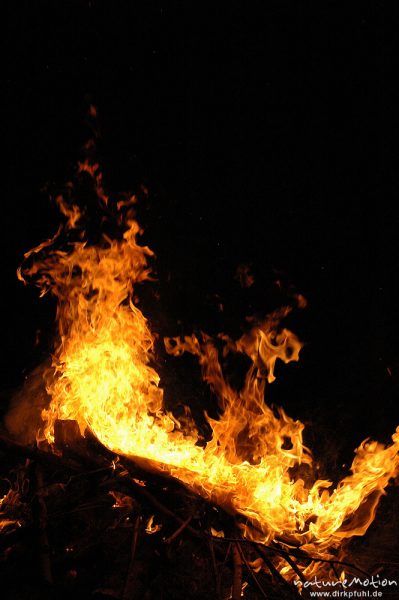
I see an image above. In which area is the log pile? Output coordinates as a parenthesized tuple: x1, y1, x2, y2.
(0, 422, 395, 600)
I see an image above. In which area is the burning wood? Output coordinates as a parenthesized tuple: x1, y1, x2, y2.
(1, 427, 381, 599)
(1, 150, 398, 598)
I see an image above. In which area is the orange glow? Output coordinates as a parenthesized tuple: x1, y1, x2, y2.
(18, 160, 399, 579)
(0, 488, 24, 533)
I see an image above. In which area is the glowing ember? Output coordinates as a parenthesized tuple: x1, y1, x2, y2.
(17, 159, 399, 580)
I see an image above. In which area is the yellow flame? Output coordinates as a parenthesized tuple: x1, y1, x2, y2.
(210, 527, 225, 538)
(145, 515, 162, 534)
(19, 161, 399, 578)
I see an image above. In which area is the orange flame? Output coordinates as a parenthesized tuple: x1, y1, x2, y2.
(18, 160, 399, 579)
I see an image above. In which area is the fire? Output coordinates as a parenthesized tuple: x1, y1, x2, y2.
(17, 160, 399, 579)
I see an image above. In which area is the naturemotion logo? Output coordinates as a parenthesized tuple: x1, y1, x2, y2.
(293, 574, 398, 598)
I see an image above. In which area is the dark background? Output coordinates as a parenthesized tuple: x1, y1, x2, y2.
(4, 2, 399, 464)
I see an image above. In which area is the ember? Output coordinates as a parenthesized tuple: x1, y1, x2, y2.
(1, 151, 398, 599)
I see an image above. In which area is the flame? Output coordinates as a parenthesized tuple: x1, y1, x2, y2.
(145, 515, 162, 534)
(0, 485, 27, 533)
(18, 160, 399, 579)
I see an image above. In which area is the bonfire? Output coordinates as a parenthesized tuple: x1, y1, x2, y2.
(1, 141, 398, 600)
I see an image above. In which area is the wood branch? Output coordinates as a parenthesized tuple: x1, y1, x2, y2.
(0, 433, 81, 472)
(208, 537, 222, 600)
(235, 541, 268, 600)
(280, 552, 306, 584)
(231, 542, 243, 600)
(164, 515, 193, 544)
(33, 464, 53, 585)
(254, 544, 301, 600)
(221, 542, 232, 572)
(122, 515, 141, 600)
(275, 547, 371, 579)
(209, 536, 371, 580)
(102, 475, 204, 540)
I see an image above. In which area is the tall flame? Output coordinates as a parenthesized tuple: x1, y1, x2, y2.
(18, 161, 399, 579)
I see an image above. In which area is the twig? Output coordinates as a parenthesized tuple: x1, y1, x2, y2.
(209, 535, 371, 578)
(286, 552, 370, 578)
(232, 541, 243, 600)
(122, 515, 141, 600)
(236, 541, 268, 599)
(331, 562, 341, 580)
(164, 515, 193, 544)
(253, 544, 301, 600)
(103, 476, 203, 540)
(33, 464, 53, 585)
(281, 552, 306, 583)
(208, 537, 223, 600)
(222, 542, 232, 571)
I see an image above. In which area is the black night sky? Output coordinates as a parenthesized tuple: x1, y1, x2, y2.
(4, 2, 399, 465)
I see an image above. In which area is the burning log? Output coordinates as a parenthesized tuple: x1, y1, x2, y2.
(0, 432, 81, 473)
